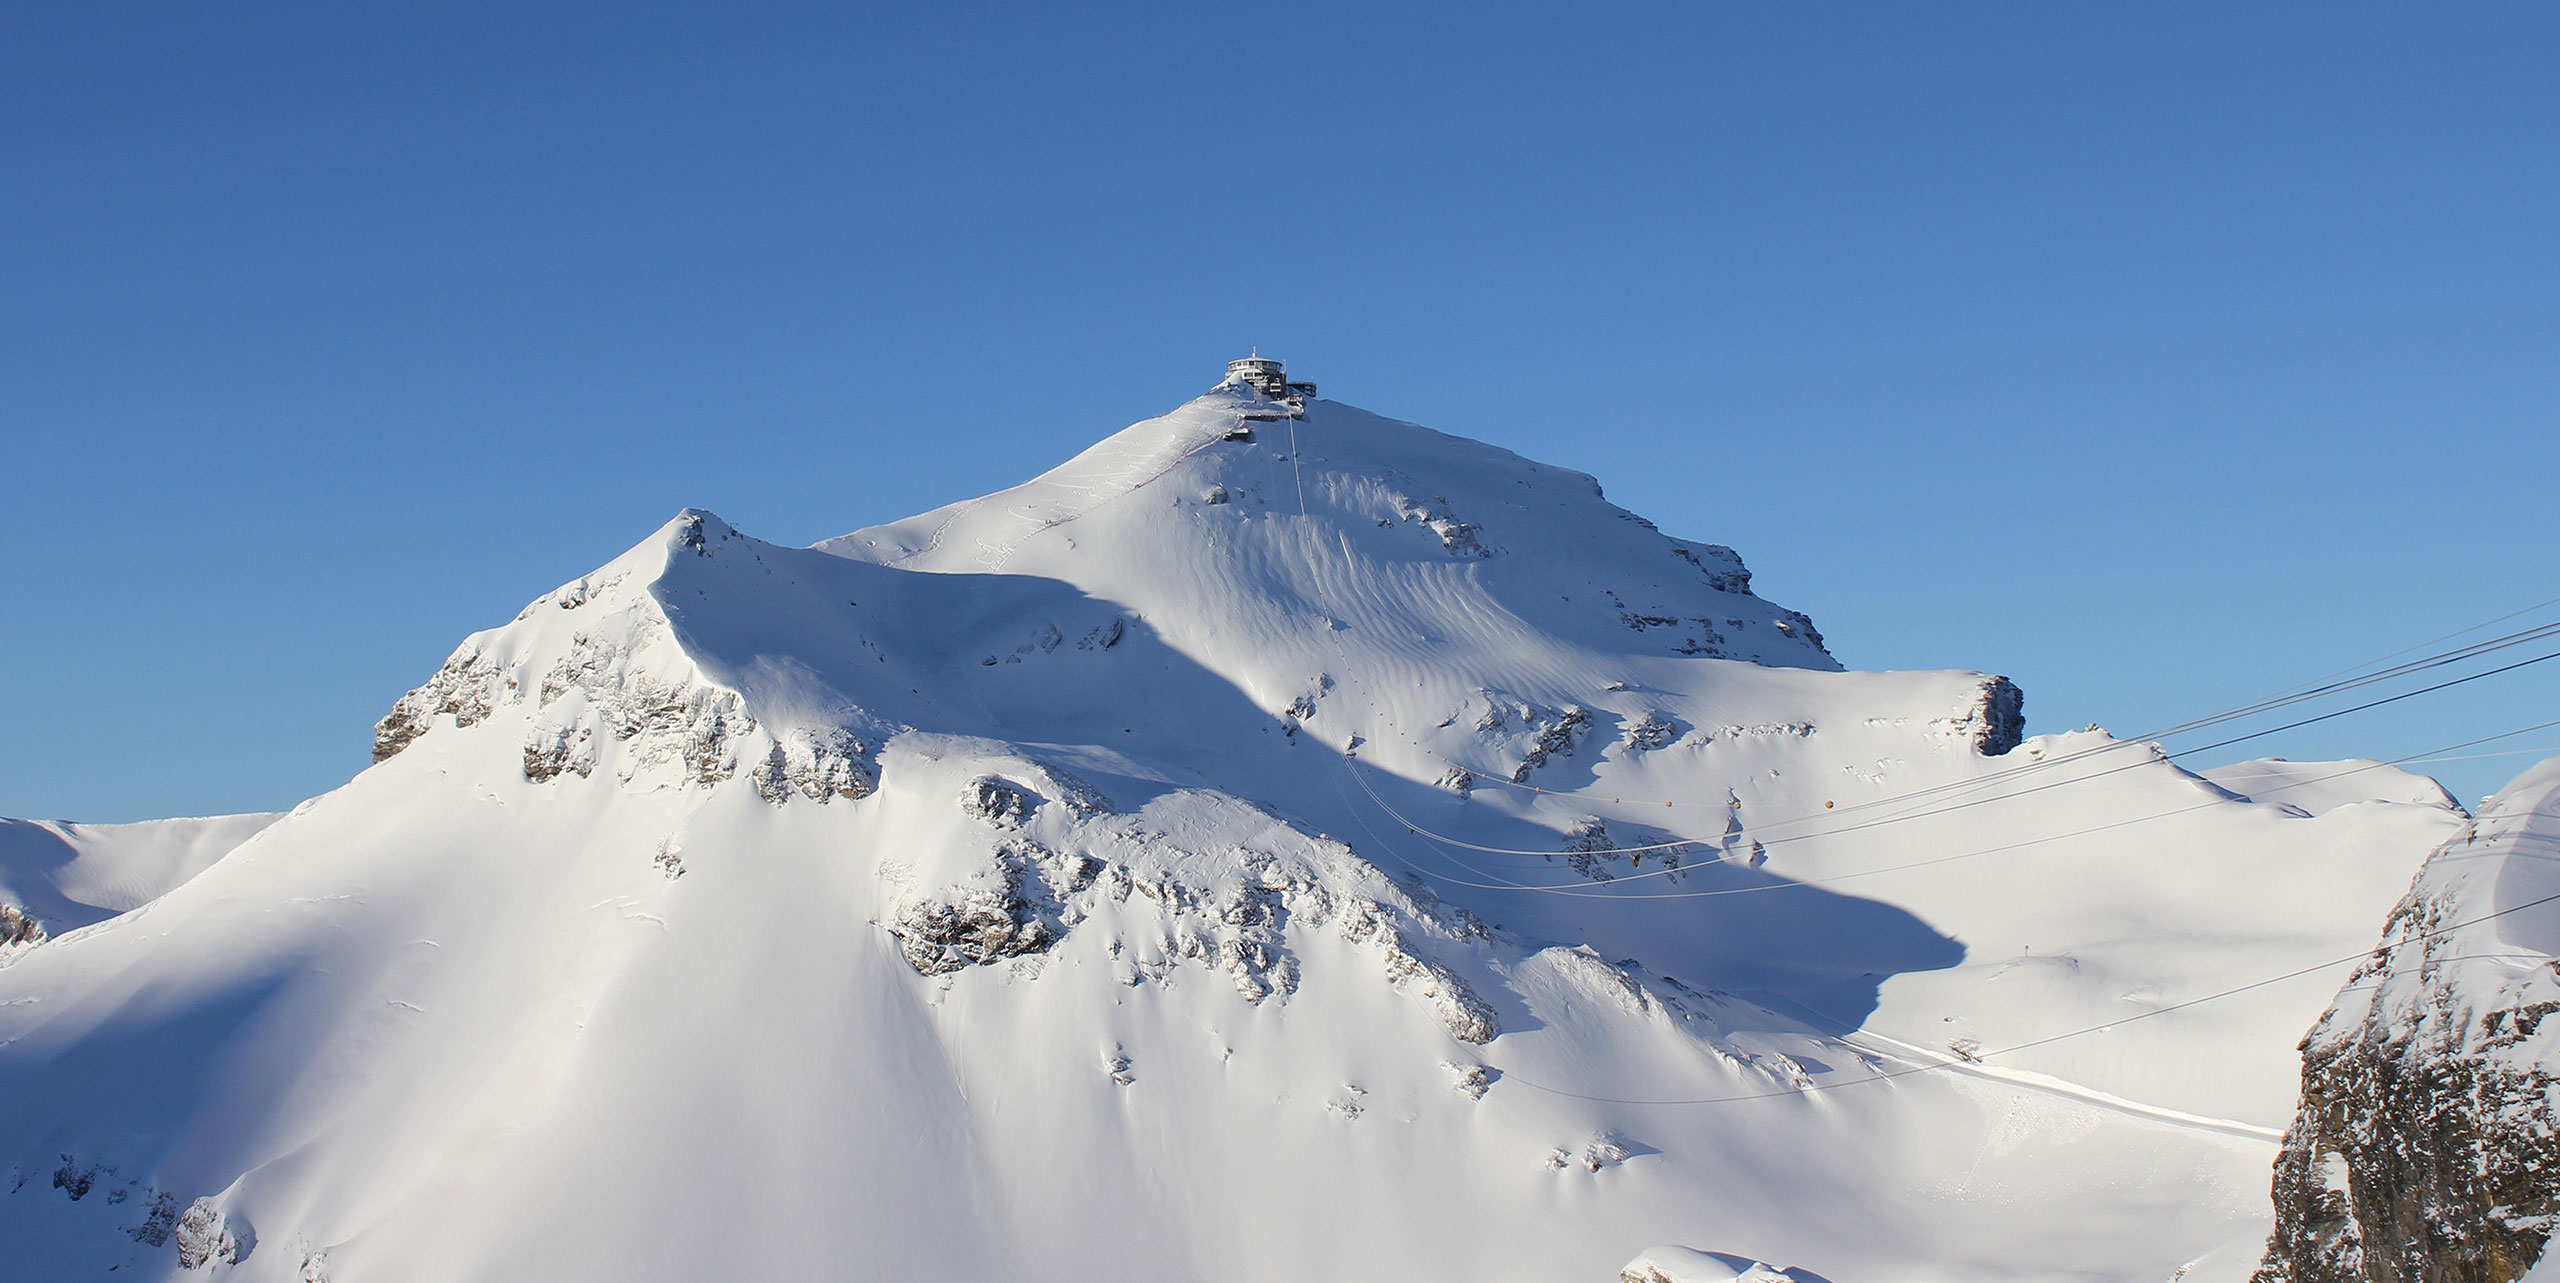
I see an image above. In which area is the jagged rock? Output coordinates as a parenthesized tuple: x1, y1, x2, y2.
(1505, 704, 1591, 782)
(960, 776, 1033, 827)
(751, 728, 877, 803)
(1442, 1060, 1495, 1099)
(1669, 540, 1754, 594)
(373, 651, 502, 761)
(1922, 676, 2026, 756)
(129, 1190, 181, 1244)
(521, 720, 596, 781)
(890, 887, 1054, 976)
(1623, 711, 1681, 752)
(0, 902, 45, 957)
(174, 1197, 249, 1268)
(1339, 899, 1499, 1044)
(1394, 495, 1489, 556)
(1560, 820, 1620, 882)
(887, 844, 1063, 976)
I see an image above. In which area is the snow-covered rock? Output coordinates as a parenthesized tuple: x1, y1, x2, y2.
(2257, 755, 2560, 1282)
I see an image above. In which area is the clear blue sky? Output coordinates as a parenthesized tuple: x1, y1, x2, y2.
(6, 3, 2556, 821)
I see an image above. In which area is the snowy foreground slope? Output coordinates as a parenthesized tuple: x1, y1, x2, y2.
(0, 388, 2476, 1281)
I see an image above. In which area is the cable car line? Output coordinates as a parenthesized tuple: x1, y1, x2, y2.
(1343, 647, 2560, 866)
(1276, 413, 2560, 847)
(1483, 888, 2560, 1107)
(1336, 719, 2560, 900)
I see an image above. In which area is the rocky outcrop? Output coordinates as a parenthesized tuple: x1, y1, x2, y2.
(1937, 676, 2025, 756)
(2257, 758, 2560, 1283)
(889, 860, 1061, 975)
(0, 902, 43, 959)
(750, 728, 877, 803)
(373, 652, 503, 762)
(373, 596, 882, 803)
(173, 1197, 249, 1268)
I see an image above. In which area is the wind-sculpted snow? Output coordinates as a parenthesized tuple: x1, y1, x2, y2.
(0, 388, 2484, 1281)
(2258, 755, 2560, 1283)
(0, 813, 281, 945)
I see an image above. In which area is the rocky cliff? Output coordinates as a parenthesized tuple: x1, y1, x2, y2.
(2259, 757, 2560, 1282)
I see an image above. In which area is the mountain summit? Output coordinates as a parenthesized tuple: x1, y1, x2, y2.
(0, 386, 2476, 1281)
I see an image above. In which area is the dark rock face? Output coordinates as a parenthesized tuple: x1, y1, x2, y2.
(1973, 677, 2025, 756)
(2256, 791, 2560, 1283)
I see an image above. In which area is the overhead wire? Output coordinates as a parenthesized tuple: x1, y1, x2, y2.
(1276, 406, 2560, 872)
(1402, 612, 2560, 834)
(1337, 719, 2560, 901)
(1485, 887, 2560, 1107)
(1270, 402, 2560, 1112)
(1343, 641, 2560, 865)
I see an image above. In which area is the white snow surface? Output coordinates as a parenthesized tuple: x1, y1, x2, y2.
(0, 388, 2472, 1281)
(0, 813, 282, 936)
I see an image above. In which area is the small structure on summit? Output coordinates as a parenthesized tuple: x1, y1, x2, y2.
(1224, 350, 1317, 399)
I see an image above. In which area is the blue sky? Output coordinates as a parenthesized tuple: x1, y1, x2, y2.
(6, 3, 2556, 820)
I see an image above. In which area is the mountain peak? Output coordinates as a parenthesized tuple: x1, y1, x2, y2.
(7, 381, 2450, 1283)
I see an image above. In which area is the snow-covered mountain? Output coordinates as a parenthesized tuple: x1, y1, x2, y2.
(0, 383, 2488, 1281)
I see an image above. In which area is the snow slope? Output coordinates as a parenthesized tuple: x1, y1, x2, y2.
(0, 814, 282, 945)
(0, 386, 2466, 1281)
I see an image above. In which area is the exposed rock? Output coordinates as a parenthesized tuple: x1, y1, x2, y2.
(1560, 820, 1620, 883)
(887, 843, 1064, 976)
(0, 902, 45, 958)
(1954, 676, 2026, 756)
(1668, 540, 1754, 594)
(1623, 711, 1681, 752)
(522, 720, 596, 781)
(890, 886, 1055, 976)
(960, 776, 1033, 827)
(129, 1190, 180, 1245)
(750, 727, 877, 803)
(51, 1155, 95, 1200)
(1508, 704, 1591, 782)
(373, 651, 502, 762)
(1442, 1059, 1495, 1099)
(1339, 899, 1499, 1044)
(1393, 495, 1490, 557)
(174, 1197, 249, 1268)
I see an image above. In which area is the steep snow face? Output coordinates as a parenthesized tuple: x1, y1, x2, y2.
(2258, 755, 2560, 1283)
(818, 390, 1839, 675)
(0, 390, 2469, 1282)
